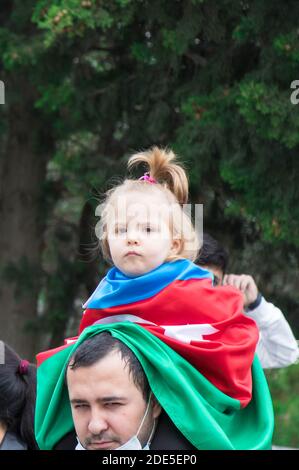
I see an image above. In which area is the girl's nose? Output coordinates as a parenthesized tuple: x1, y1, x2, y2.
(126, 229, 140, 245)
(127, 238, 139, 245)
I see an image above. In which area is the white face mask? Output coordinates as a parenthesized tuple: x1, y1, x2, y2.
(76, 392, 155, 451)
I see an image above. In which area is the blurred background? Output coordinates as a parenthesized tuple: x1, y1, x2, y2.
(0, 0, 298, 447)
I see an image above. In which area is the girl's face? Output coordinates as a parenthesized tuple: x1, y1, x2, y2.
(107, 191, 180, 277)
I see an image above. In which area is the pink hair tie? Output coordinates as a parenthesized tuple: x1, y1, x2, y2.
(18, 359, 29, 376)
(139, 172, 157, 184)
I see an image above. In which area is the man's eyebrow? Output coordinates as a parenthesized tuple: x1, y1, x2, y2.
(99, 396, 127, 403)
(70, 396, 127, 404)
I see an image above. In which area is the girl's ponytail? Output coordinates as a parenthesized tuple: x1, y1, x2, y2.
(128, 146, 189, 205)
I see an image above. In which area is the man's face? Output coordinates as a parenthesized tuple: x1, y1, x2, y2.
(201, 264, 224, 286)
(66, 350, 161, 450)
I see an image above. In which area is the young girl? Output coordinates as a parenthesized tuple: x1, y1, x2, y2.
(0, 342, 37, 450)
(79, 147, 259, 407)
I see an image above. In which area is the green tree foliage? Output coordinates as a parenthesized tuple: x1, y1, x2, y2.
(266, 363, 299, 447)
(22, 0, 299, 246)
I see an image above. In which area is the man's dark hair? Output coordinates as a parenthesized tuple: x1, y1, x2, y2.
(68, 332, 150, 401)
(196, 233, 229, 274)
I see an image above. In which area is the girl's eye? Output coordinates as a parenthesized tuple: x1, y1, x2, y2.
(115, 226, 127, 234)
(144, 226, 157, 233)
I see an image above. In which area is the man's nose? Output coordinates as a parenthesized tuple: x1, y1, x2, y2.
(88, 411, 109, 435)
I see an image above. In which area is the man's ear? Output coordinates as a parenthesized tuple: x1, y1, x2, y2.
(152, 395, 162, 419)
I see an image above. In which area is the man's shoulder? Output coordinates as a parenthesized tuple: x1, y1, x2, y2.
(151, 411, 196, 450)
(53, 431, 77, 450)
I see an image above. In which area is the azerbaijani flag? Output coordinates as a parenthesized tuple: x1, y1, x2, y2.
(79, 259, 259, 407)
(35, 323, 274, 450)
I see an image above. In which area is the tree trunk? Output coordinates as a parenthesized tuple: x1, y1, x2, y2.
(0, 79, 51, 360)
(47, 201, 102, 348)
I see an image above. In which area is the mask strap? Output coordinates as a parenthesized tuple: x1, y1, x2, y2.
(136, 391, 152, 437)
(146, 419, 157, 448)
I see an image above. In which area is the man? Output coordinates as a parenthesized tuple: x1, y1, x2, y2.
(196, 233, 229, 287)
(39, 329, 195, 451)
(66, 332, 160, 450)
(35, 322, 273, 450)
(66, 333, 161, 450)
(197, 233, 299, 369)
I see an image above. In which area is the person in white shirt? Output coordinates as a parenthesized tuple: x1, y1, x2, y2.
(197, 233, 299, 369)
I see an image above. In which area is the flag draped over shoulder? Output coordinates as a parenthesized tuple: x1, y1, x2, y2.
(79, 259, 259, 407)
(35, 323, 274, 450)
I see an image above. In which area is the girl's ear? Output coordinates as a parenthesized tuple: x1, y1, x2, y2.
(171, 238, 182, 255)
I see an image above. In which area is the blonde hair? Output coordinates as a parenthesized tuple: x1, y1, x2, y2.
(99, 146, 200, 263)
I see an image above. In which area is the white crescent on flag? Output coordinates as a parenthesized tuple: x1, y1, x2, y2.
(93, 314, 219, 343)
